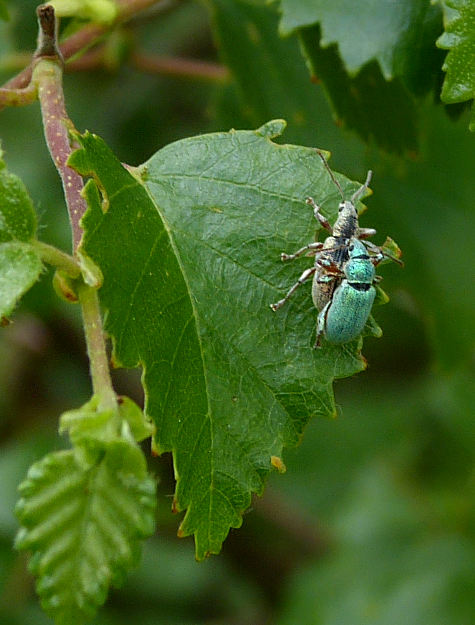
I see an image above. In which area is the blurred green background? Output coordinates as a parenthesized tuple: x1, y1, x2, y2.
(0, 1, 474, 623)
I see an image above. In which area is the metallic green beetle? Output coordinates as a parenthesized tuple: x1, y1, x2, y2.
(316, 238, 377, 346)
(270, 154, 403, 348)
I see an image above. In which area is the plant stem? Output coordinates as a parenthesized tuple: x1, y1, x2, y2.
(34, 56, 87, 252)
(32, 6, 116, 412)
(33, 240, 80, 277)
(77, 282, 117, 411)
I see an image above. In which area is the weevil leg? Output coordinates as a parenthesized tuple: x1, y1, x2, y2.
(314, 300, 331, 348)
(316, 257, 344, 276)
(364, 240, 403, 266)
(358, 227, 377, 239)
(306, 197, 332, 232)
(281, 242, 323, 261)
(270, 267, 316, 311)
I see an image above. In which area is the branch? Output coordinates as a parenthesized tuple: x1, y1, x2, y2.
(0, 0, 163, 104)
(131, 52, 230, 83)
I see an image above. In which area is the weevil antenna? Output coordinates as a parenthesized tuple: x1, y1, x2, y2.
(381, 250, 404, 266)
(316, 150, 345, 200)
(351, 170, 372, 203)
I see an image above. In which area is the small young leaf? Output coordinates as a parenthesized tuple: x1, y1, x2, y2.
(0, 242, 43, 318)
(60, 395, 155, 447)
(0, 154, 42, 318)
(15, 437, 156, 624)
(70, 126, 389, 559)
(437, 0, 475, 130)
(118, 396, 155, 443)
(59, 395, 117, 448)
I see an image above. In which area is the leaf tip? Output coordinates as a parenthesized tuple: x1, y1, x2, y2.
(255, 119, 287, 139)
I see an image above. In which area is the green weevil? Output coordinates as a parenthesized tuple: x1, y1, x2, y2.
(271, 153, 401, 311)
(315, 237, 379, 346)
(270, 153, 402, 347)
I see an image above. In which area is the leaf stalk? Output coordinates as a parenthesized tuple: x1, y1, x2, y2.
(34, 240, 81, 276)
(77, 282, 117, 412)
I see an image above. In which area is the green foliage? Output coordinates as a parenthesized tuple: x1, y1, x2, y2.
(0, 153, 42, 319)
(278, 467, 475, 625)
(437, 0, 475, 130)
(0, 153, 37, 244)
(0, 243, 43, 319)
(49, 0, 117, 24)
(0, 1, 8, 22)
(276, 0, 445, 152)
(67, 123, 387, 558)
(208, 0, 322, 145)
(0, 1, 474, 624)
(279, 0, 443, 92)
(299, 27, 418, 153)
(15, 395, 156, 625)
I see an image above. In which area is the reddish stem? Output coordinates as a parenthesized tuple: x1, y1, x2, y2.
(32, 6, 86, 252)
(131, 52, 230, 82)
(35, 59, 86, 252)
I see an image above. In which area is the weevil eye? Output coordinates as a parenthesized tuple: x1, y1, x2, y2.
(349, 244, 354, 251)
(338, 203, 345, 212)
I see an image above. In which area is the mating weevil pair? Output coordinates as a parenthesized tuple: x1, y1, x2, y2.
(270, 151, 403, 348)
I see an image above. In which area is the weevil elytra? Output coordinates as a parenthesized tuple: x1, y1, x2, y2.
(270, 152, 403, 347)
(315, 238, 379, 346)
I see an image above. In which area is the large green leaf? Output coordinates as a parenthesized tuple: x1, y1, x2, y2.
(279, 0, 443, 94)
(70, 122, 394, 559)
(208, 0, 422, 152)
(437, 0, 475, 130)
(0, 153, 42, 319)
(274, 0, 445, 151)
